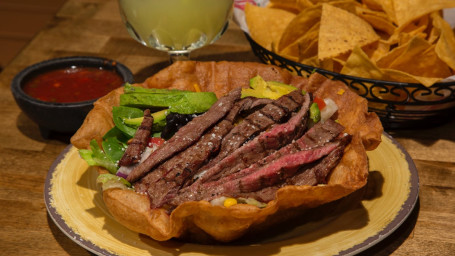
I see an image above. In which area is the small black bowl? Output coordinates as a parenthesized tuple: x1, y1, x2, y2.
(11, 56, 134, 138)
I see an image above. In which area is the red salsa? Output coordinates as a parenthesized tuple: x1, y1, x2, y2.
(23, 66, 124, 103)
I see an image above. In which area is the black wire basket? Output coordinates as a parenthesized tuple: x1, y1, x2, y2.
(244, 33, 455, 129)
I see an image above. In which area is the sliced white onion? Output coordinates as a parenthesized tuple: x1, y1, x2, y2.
(320, 98, 338, 123)
(210, 196, 227, 206)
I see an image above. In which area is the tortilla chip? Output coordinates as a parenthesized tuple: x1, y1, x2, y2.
(245, 3, 296, 51)
(377, 36, 452, 78)
(278, 5, 322, 51)
(397, 32, 427, 46)
(427, 25, 441, 45)
(392, 0, 455, 26)
(330, 0, 362, 13)
(356, 8, 396, 35)
(432, 12, 455, 70)
(278, 21, 320, 58)
(375, 0, 397, 24)
(366, 40, 391, 62)
(298, 36, 319, 60)
(340, 46, 446, 86)
(318, 4, 380, 60)
(375, 40, 408, 67)
(382, 68, 444, 87)
(340, 46, 386, 80)
(381, 14, 430, 45)
(300, 55, 321, 67)
(361, 0, 384, 11)
(268, 0, 314, 13)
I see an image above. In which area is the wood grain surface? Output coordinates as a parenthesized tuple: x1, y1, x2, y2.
(0, 0, 454, 255)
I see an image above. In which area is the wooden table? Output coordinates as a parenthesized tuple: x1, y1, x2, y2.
(1, 0, 454, 255)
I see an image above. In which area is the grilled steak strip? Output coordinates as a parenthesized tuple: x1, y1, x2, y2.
(190, 92, 312, 185)
(134, 97, 265, 193)
(168, 139, 342, 206)
(133, 99, 250, 206)
(255, 118, 346, 167)
(180, 118, 344, 195)
(290, 134, 351, 185)
(118, 109, 154, 166)
(195, 90, 306, 176)
(235, 134, 352, 202)
(126, 88, 242, 182)
(170, 119, 345, 205)
(249, 98, 274, 110)
(145, 121, 232, 207)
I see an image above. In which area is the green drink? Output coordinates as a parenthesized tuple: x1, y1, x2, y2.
(118, 0, 233, 61)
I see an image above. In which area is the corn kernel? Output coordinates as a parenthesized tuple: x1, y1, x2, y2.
(337, 89, 345, 95)
(193, 83, 201, 92)
(223, 198, 237, 207)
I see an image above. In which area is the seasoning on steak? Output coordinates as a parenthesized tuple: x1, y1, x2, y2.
(180, 118, 344, 195)
(133, 98, 251, 207)
(289, 135, 351, 186)
(118, 109, 154, 166)
(235, 136, 351, 202)
(256, 118, 346, 167)
(196, 89, 306, 175)
(168, 138, 346, 206)
(235, 133, 352, 202)
(166, 119, 347, 207)
(190, 92, 312, 185)
(126, 88, 242, 182)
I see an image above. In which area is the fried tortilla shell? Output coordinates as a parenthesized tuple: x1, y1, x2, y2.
(70, 61, 383, 242)
(71, 87, 124, 149)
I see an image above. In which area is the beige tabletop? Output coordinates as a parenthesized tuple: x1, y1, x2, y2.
(0, 0, 454, 255)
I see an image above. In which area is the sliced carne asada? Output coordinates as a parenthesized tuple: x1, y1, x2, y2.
(289, 134, 351, 186)
(169, 121, 348, 206)
(182, 117, 344, 196)
(118, 109, 154, 166)
(248, 98, 274, 110)
(292, 118, 345, 151)
(254, 118, 346, 167)
(189, 92, 312, 185)
(196, 90, 306, 175)
(232, 135, 351, 203)
(126, 88, 242, 183)
(168, 139, 343, 206)
(133, 99, 250, 206)
(145, 122, 232, 207)
(225, 142, 340, 191)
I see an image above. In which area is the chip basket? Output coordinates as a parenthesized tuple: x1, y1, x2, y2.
(244, 33, 455, 129)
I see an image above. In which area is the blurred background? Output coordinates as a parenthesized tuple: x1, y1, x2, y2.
(0, 0, 67, 72)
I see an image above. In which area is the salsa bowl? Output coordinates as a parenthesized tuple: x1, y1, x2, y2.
(11, 56, 134, 137)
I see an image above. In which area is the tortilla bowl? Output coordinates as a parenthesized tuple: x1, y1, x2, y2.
(71, 61, 383, 243)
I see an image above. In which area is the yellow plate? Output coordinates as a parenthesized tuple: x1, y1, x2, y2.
(44, 133, 419, 256)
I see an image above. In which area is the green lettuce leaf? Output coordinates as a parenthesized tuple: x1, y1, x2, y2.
(79, 140, 118, 174)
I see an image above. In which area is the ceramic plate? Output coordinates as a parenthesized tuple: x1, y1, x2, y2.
(44, 133, 419, 256)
